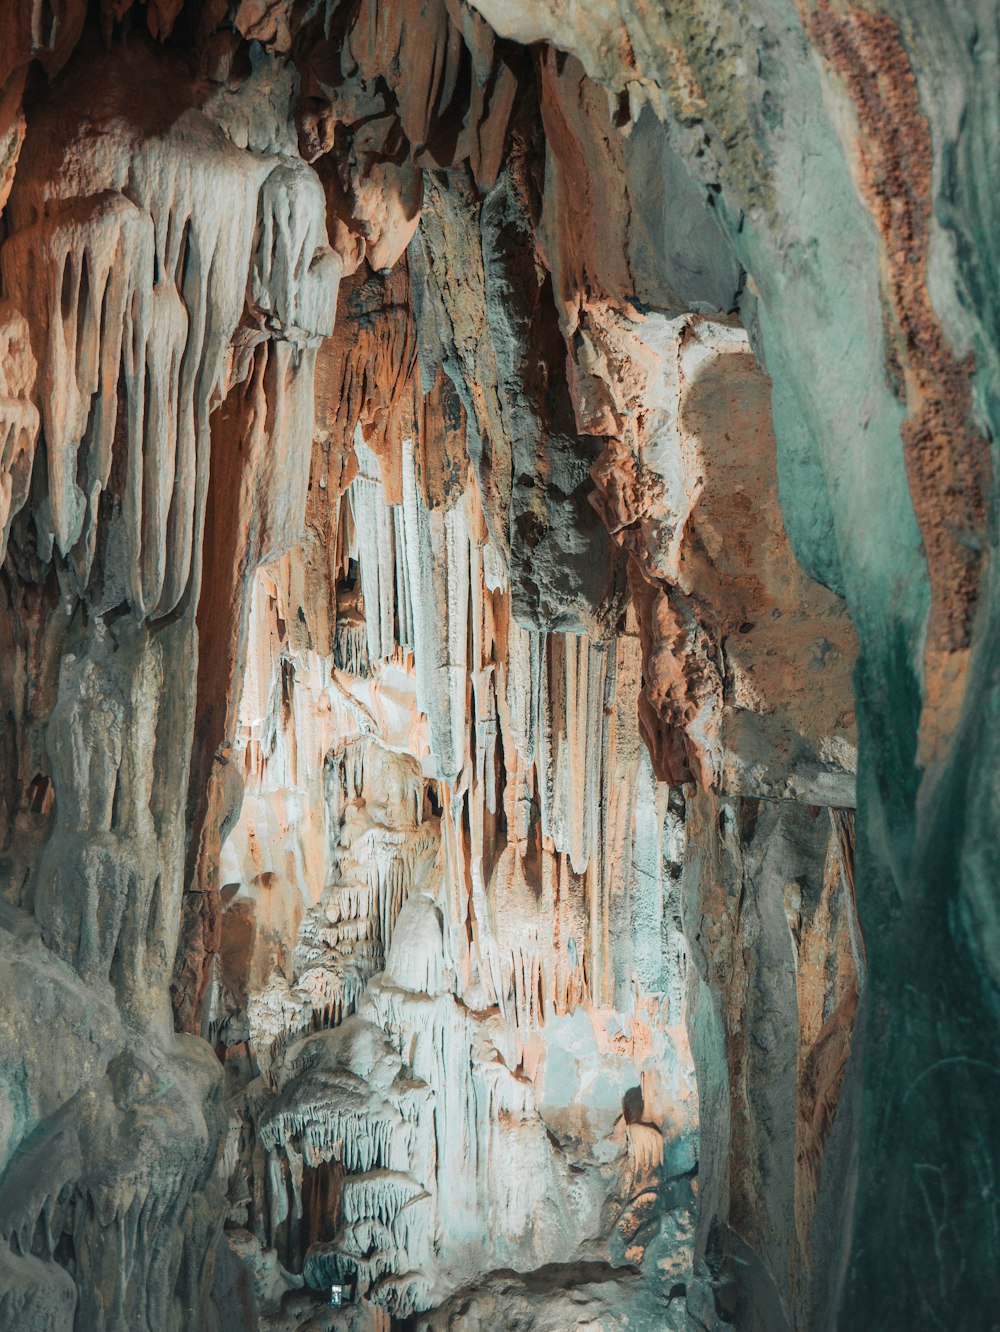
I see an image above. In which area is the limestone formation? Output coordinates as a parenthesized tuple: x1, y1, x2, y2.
(0, 2, 997, 1331)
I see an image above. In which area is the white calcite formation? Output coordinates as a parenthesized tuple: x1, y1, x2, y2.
(211, 462, 698, 1322)
(0, 23, 339, 1332)
(1, 56, 337, 615)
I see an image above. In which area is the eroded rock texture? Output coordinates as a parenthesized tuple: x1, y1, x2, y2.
(0, 1, 996, 1330)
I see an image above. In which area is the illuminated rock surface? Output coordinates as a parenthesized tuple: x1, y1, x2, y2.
(0, 1, 996, 1330)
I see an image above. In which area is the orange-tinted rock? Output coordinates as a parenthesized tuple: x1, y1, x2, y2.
(319, 262, 417, 504)
(586, 312, 856, 804)
(808, 4, 991, 764)
(7, 2, 995, 1328)
(0, 69, 26, 218)
(0, 300, 38, 562)
(537, 49, 633, 324)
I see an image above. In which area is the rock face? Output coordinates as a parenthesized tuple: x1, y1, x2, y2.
(0, 2, 996, 1331)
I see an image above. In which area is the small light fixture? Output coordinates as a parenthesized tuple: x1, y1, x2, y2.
(329, 1283, 345, 1307)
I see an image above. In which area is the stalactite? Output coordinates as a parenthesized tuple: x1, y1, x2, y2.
(13, 0, 987, 1325)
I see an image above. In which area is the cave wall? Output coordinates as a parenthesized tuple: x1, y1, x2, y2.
(0, 0, 996, 1329)
(462, 0, 1000, 1325)
(0, 11, 340, 1329)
